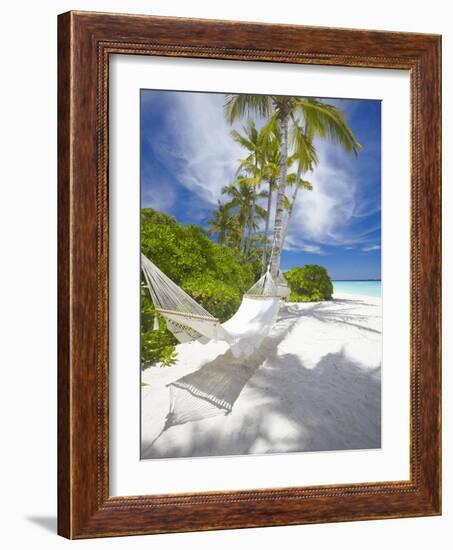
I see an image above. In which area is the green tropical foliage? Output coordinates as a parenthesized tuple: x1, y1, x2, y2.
(285, 265, 334, 302)
(141, 208, 258, 367)
(182, 275, 242, 322)
(140, 281, 178, 367)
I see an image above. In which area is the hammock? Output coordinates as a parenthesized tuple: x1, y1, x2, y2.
(141, 253, 280, 358)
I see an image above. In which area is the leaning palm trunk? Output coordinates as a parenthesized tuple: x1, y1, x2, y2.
(261, 180, 273, 275)
(245, 197, 256, 256)
(239, 223, 246, 253)
(270, 108, 289, 278)
(281, 161, 303, 249)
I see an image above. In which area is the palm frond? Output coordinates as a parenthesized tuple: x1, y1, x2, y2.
(292, 98, 361, 155)
(289, 120, 319, 170)
(283, 195, 291, 211)
(286, 172, 297, 186)
(254, 204, 268, 219)
(299, 179, 313, 191)
(230, 129, 254, 150)
(224, 94, 273, 124)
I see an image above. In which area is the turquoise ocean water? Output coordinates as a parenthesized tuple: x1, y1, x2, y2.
(333, 280, 381, 298)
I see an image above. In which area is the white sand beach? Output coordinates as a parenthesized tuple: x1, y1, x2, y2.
(141, 293, 382, 459)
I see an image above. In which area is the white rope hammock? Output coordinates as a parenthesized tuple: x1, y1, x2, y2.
(141, 253, 281, 358)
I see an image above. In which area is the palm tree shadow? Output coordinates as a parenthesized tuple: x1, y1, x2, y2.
(247, 348, 381, 452)
(300, 300, 382, 335)
(148, 348, 381, 458)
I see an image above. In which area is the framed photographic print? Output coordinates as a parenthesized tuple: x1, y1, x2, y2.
(58, 11, 441, 538)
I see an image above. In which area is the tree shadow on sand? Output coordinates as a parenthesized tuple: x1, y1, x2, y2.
(142, 304, 301, 452)
(143, 301, 381, 458)
(298, 300, 382, 335)
(147, 348, 381, 458)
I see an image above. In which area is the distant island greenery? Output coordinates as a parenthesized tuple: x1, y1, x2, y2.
(142, 94, 361, 366)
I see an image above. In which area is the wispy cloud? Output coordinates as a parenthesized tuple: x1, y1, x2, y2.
(283, 235, 324, 255)
(145, 92, 242, 206)
(141, 174, 176, 211)
(286, 141, 358, 247)
(362, 244, 381, 252)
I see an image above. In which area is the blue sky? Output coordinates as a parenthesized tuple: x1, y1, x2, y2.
(141, 90, 381, 280)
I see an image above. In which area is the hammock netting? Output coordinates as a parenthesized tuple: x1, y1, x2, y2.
(246, 268, 278, 297)
(141, 253, 281, 354)
(141, 252, 283, 436)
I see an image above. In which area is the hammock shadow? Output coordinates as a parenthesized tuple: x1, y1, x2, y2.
(156, 303, 302, 434)
(146, 348, 381, 458)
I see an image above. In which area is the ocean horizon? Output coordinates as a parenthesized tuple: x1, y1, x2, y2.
(332, 280, 381, 298)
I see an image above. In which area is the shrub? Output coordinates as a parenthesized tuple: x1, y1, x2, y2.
(285, 264, 333, 302)
(140, 283, 178, 367)
(182, 275, 241, 322)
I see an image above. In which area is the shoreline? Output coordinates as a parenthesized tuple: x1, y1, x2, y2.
(333, 291, 382, 302)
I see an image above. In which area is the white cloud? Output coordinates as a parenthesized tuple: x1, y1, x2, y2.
(141, 177, 176, 211)
(148, 93, 243, 205)
(362, 244, 381, 252)
(286, 141, 358, 247)
(144, 92, 379, 251)
(283, 235, 324, 255)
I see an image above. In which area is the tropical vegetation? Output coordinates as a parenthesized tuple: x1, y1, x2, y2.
(141, 208, 258, 366)
(285, 265, 334, 302)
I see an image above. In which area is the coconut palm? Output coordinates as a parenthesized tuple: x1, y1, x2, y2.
(281, 176, 313, 246)
(279, 124, 318, 249)
(231, 120, 266, 251)
(222, 179, 267, 254)
(230, 119, 262, 167)
(223, 212, 243, 249)
(225, 94, 361, 278)
(207, 202, 235, 246)
(258, 136, 285, 274)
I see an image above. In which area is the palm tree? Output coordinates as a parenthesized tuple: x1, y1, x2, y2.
(245, 199, 267, 257)
(257, 135, 280, 273)
(279, 125, 318, 249)
(231, 120, 265, 252)
(222, 179, 267, 254)
(207, 202, 235, 246)
(225, 94, 361, 278)
(281, 175, 313, 246)
(224, 212, 242, 249)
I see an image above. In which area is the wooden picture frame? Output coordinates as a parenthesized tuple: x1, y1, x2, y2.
(58, 10, 441, 539)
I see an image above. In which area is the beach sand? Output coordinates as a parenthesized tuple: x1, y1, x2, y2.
(141, 293, 382, 459)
